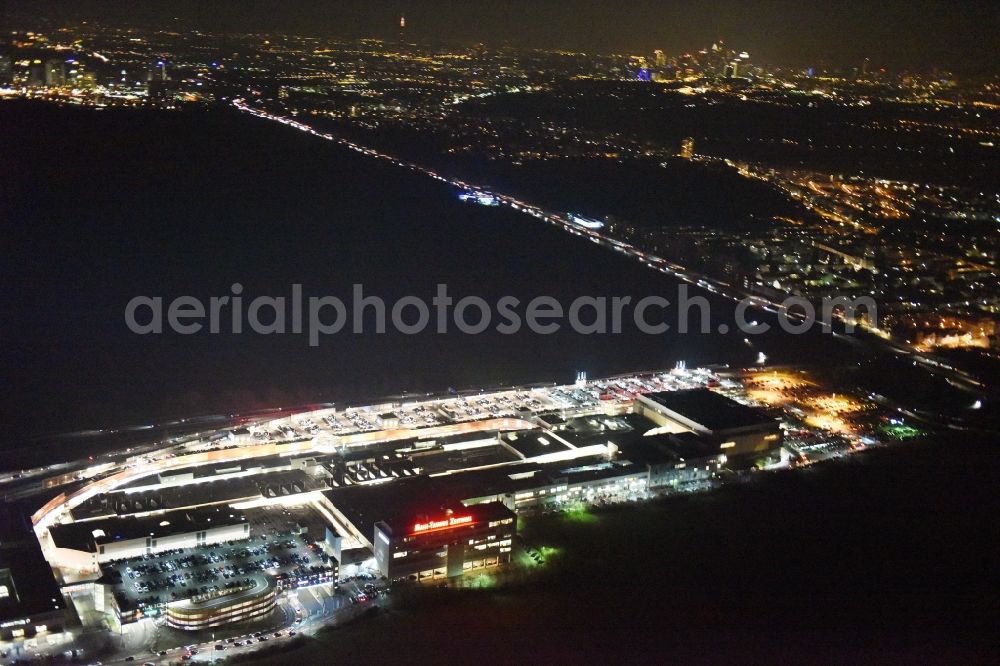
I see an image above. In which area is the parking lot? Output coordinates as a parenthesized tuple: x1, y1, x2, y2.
(102, 507, 336, 616)
(118, 570, 388, 663)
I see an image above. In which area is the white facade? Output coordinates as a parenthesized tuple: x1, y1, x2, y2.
(96, 522, 249, 563)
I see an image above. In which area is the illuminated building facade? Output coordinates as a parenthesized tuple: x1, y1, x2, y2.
(48, 508, 250, 569)
(373, 504, 515, 581)
(44, 58, 65, 86)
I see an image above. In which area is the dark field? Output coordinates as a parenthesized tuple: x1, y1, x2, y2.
(2, 100, 993, 460)
(1, 100, 840, 447)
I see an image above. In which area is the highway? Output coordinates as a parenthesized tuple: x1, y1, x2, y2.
(232, 99, 990, 402)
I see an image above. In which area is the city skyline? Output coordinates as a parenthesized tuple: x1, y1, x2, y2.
(4, 0, 1000, 72)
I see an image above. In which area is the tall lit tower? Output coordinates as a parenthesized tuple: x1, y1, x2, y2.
(680, 137, 694, 159)
(44, 58, 66, 87)
(399, 13, 406, 48)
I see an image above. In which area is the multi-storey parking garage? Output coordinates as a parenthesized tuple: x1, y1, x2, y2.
(165, 574, 277, 630)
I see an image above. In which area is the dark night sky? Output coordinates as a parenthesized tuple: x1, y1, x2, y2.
(4, 0, 999, 71)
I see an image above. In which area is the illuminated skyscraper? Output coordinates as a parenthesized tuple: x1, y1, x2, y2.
(653, 49, 666, 68)
(680, 137, 694, 159)
(399, 14, 406, 47)
(712, 40, 724, 74)
(628, 55, 650, 80)
(0, 56, 12, 85)
(27, 60, 45, 87)
(44, 58, 65, 87)
(147, 59, 167, 82)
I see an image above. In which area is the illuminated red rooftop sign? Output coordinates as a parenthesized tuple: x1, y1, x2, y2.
(411, 514, 473, 535)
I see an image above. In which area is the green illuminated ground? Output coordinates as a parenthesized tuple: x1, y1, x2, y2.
(561, 504, 600, 524)
(881, 423, 922, 439)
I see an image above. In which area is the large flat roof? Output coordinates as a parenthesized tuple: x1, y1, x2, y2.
(72, 469, 327, 522)
(51, 506, 247, 553)
(0, 505, 65, 622)
(325, 473, 522, 539)
(643, 389, 776, 432)
(324, 448, 654, 539)
(622, 431, 720, 466)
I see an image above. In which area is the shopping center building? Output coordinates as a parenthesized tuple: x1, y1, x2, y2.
(325, 480, 516, 582)
(636, 389, 782, 460)
(9, 368, 791, 640)
(374, 503, 516, 581)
